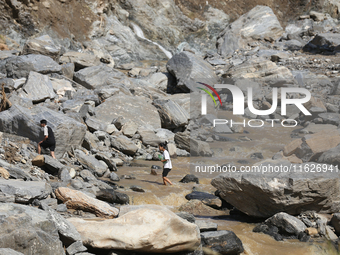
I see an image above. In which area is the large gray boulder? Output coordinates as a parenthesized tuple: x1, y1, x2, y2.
(166, 51, 219, 92)
(175, 132, 213, 156)
(40, 203, 82, 244)
(22, 35, 61, 61)
(137, 126, 163, 147)
(217, 6, 283, 57)
(59, 51, 101, 70)
(0, 54, 62, 78)
(307, 33, 340, 51)
(318, 144, 340, 167)
(94, 94, 161, 130)
(0, 179, 52, 204)
(0, 105, 86, 158)
(18, 71, 56, 103)
(153, 99, 189, 129)
(68, 207, 200, 253)
(74, 65, 126, 89)
(212, 164, 340, 218)
(253, 212, 307, 241)
(74, 149, 108, 177)
(110, 135, 138, 156)
(0, 203, 65, 255)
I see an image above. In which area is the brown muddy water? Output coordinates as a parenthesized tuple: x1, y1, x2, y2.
(111, 112, 339, 255)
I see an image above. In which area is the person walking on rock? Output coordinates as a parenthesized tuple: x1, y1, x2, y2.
(38, 119, 56, 159)
(159, 141, 173, 186)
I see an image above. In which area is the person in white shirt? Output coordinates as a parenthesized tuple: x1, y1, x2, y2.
(159, 141, 173, 186)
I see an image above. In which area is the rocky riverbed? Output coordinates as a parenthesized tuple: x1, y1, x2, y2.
(1, 0, 340, 255)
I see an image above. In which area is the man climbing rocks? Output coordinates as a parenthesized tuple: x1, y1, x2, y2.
(38, 119, 56, 159)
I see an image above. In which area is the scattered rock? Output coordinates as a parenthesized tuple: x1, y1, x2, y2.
(110, 135, 138, 156)
(195, 220, 218, 232)
(55, 187, 119, 218)
(253, 212, 307, 242)
(153, 99, 189, 129)
(1, 54, 62, 79)
(74, 65, 125, 90)
(74, 150, 108, 177)
(0, 179, 52, 204)
(283, 130, 340, 162)
(180, 174, 199, 184)
(22, 35, 61, 61)
(201, 230, 244, 255)
(59, 52, 101, 70)
(166, 51, 219, 92)
(130, 185, 145, 193)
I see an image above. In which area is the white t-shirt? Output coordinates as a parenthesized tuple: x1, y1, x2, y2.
(163, 150, 172, 169)
(43, 126, 48, 136)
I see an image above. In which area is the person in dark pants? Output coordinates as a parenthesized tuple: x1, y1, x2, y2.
(159, 141, 173, 186)
(38, 119, 56, 159)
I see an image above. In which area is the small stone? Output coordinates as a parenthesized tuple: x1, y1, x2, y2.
(32, 155, 45, 167)
(130, 185, 145, 192)
(305, 227, 318, 236)
(0, 167, 10, 179)
(56, 203, 68, 212)
(109, 172, 120, 182)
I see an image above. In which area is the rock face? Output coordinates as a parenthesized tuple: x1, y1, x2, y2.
(217, 6, 283, 57)
(19, 71, 56, 103)
(153, 99, 189, 129)
(166, 51, 219, 92)
(22, 35, 61, 61)
(55, 187, 119, 218)
(74, 65, 125, 89)
(94, 94, 161, 129)
(283, 130, 340, 162)
(0, 179, 52, 204)
(68, 207, 200, 253)
(201, 230, 244, 255)
(0, 105, 86, 158)
(0, 54, 62, 78)
(211, 168, 340, 218)
(0, 203, 65, 255)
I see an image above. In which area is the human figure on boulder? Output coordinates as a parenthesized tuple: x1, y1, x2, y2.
(38, 119, 56, 159)
(158, 141, 173, 186)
